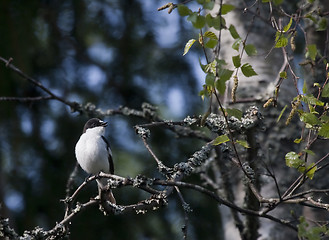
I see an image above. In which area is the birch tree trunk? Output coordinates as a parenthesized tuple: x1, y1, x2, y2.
(209, 0, 329, 239)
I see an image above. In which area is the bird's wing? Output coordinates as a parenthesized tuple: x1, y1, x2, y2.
(101, 136, 114, 174)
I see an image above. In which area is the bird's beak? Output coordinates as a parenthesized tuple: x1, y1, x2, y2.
(100, 121, 108, 127)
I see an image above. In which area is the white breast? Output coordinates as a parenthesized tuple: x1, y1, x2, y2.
(75, 127, 109, 174)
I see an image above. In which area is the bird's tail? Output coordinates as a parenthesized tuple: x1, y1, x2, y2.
(96, 179, 116, 204)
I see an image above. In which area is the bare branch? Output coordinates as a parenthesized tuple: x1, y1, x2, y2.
(175, 186, 191, 240)
(0, 96, 53, 102)
(0, 56, 80, 111)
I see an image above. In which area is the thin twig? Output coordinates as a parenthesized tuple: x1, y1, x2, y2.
(0, 56, 79, 110)
(175, 186, 190, 240)
(142, 137, 171, 174)
(0, 96, 53, 102)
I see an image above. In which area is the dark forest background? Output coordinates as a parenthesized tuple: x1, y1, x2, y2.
(0, 0, 212, 239)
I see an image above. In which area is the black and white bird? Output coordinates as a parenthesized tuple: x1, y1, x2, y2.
(75, 118, 116, 204)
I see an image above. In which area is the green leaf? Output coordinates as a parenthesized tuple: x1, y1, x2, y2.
(177, 5, 192, 16)
(283, 17, 293, 32)
(306, 44, 317, 61)
(317, 17, 327, 31)
(241, 63, 257, 77)
(321, 84, 329, 98)
(319, 123, 329, 138)
(232, 38, 242, 51)
(213, 135, 230, 145)
(199, 88, 206, 98)
(199, 58, 207, 72)
(228, 24, 240, 39)
(204, 31, 218, 40)
(204, 2, 215, 10)
(300, 112, 320, 126)
(285, 151, 303, 168)
(309, 105, 318, 115)
(212, 15, 226, 30)
(205, 14, 213, 27)
(297, 216, 328, 239)
(232, 55, 241, 68)
(187, 12, 198, 23)
(298, 216, 308, 238)
(215, 68, 233, 94)
(275, 32, 288, 48)
(218, 68, 234, 82)
(205, 39, 218, 48)
(199, 84, 212, 100)
(306, 163, 317, 180)
(205, 73, 215, 86)
(236, 140, 250, 148)
(204, 59, 217, 74)
(303, 149, 315, 155)
(277, 105, 287, 122)
(301, 94, 324, 106)
(215, 78, 226, 94)
(297, 216, 327, 239)
(244, 44, 257, 56)
(320, 115, 329, 122)
(314, 82, 321, 88)
(273, 0, 284, 5)
(305, 14, 317, 23)
(206, 14, 226, 30)
(216, 59, 227, 66)
(226, 108, 243, 120)
(193, 15, 206, 29)
(302, 80, 307, 94)
(294, 137, 302, 144)
(183, 39, 196, 56)
(221, 4, 235, 15)
(280, 71, 287, 79)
